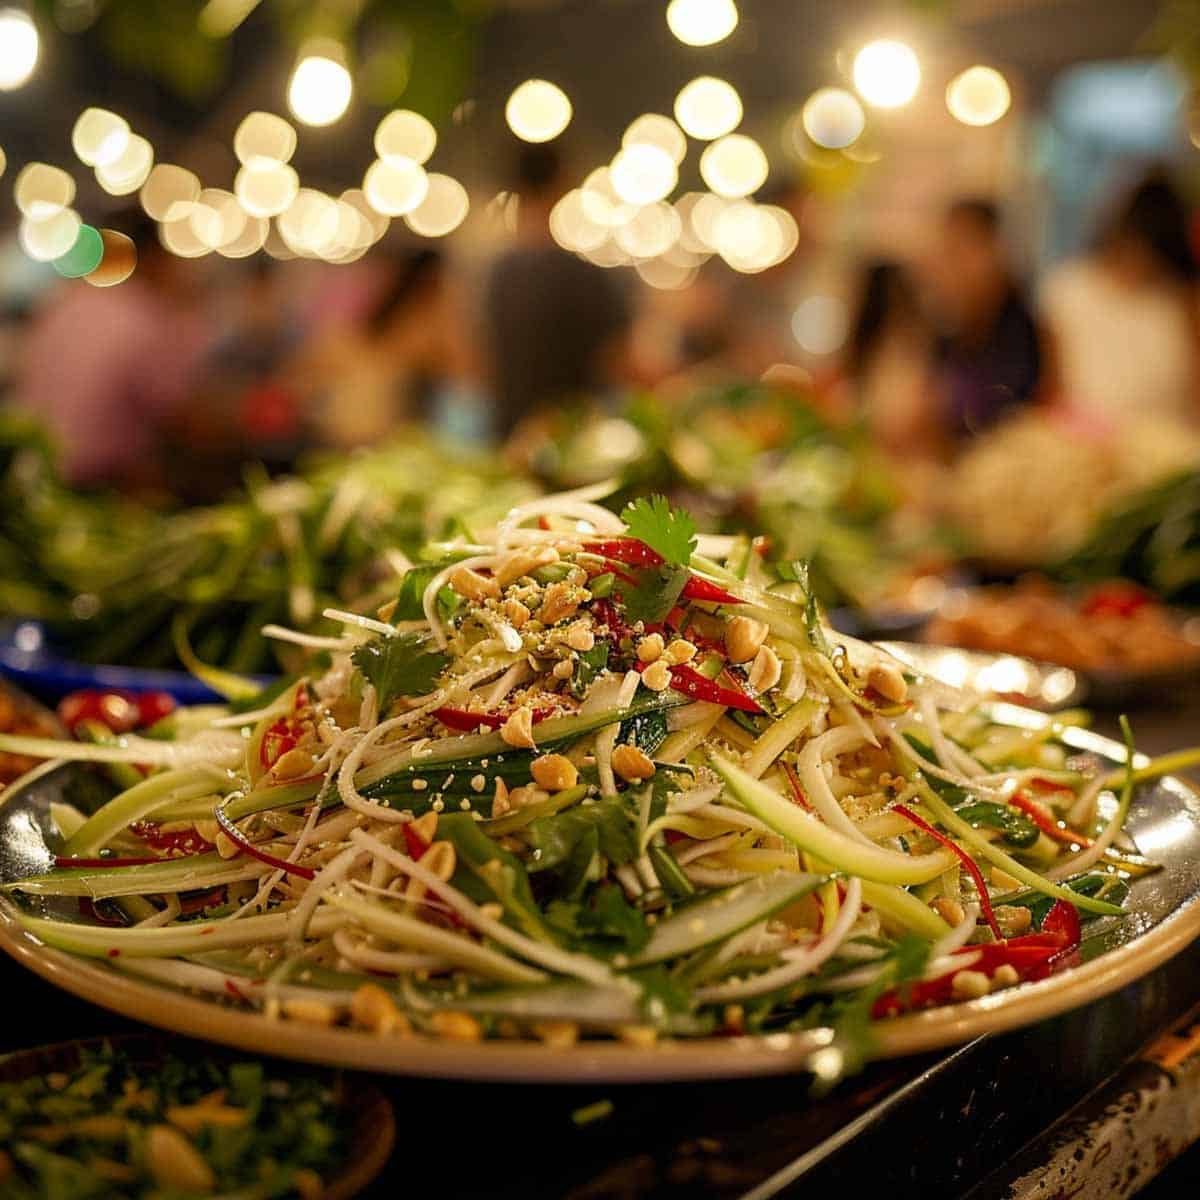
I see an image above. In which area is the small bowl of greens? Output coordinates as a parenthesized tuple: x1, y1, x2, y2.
(0, 1034, 393, 1198)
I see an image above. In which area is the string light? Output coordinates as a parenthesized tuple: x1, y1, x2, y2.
(287, 49, 352, 127)
(792, 294, 848, 354)
(666, 0, 737, 47)
(96, 134, 153, 195)
(71, 108, 130, 168)
(363, 157, 429, 217)
(636, 256, 698, 290)
(946, 65, 1011, 127)
(189, 187, 245, 250)
(581, 167, 633, 228)
(623, 114, 687, 166)
(801, 88, 865, 149)
(340, 188, 390, 244)
(0, 146, 7, 179)
(699, 133, 768, 198)
(278, 188, 338, 255)
(235, 161, 299, 218)
(234, 112, 297, 167)
(19, 208, 82, 261)
(674, 76, 743, 141)
(375, 109, 436, 165)
(610, 143, 677, 206)
(614, 201, 681, 259)
(549, 188, 607, 253)
(713, 201, 782, 271)
(853, 39, 920, 109)
(86, 230, 137, 285)
(689, 192, 732, 249)
(505, 79, 572, 143)
(404, 173, 469, 237)
(52, 223, 104, 278)
(159, 216, 211, 258)
(0, 8, 39, 90)
(218, 215, 269, 259)
(140, 164, 200, 222)
(14, 163, 74, 220)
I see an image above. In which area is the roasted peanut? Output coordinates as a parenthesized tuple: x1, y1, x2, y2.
(409, 811, 438, 845)
(503, 598, 531, 628)
(748, 644, 782, 693)
(950, 970, 991, 1000)
(867, 661, 908, 703)
(530, 753, 579, 791)
(538, 582, 582, 625)
(495, 546, 559, 587)
(491, 778, 511, 817)
(725, 616, 768, 663)
(272, 747, 315, 780)
(532, 1021, 579, 1048)
(449, 565, 500, 602)
(429, 1011, 483, 1041)
(995, 904, 1033, 937)
(350, 983, 411, 1035)
(641, 660, 672, 692)
(501, 707, 536, 749)
(612, 743, 656, 782)
(281, 998, 337, 1026)
(992, 964, 1020, 988)
(932, 897, 966, 928)
(636, 633, 665, 663)
(566, 623, 596, 652)
(664, 639, 697, 665)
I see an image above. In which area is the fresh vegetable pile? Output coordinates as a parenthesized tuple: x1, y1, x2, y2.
(0, 1043, 352, 1198)
(1, 490, 1188, 1071)
(0, 414, 534, 674)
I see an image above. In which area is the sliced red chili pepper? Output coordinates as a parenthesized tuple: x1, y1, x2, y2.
(649, 662, 763, 714)
(403, 823, 431, 858)
(781, 762, 812, 810)
(1010, 793, 1093, 849)
(433, 708, 505, 732)
(179, 886, 229, 915)
(213, 803, 316, 880)
(259, 715, 301, 770)
(892, 803, 1002, 940)
(583, 538, 664, 567)
(680, 575, 741, 605)
(58, 690, 140, 735)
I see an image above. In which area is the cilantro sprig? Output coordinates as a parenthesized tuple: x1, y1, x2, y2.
(620, 495, 697, 567)
(352, 632, 449, 711)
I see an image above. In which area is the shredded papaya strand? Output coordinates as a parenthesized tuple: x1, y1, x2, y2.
(893, 803, 1001, 940)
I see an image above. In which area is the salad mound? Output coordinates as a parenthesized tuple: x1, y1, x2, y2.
(0, 490, 1168, 1066)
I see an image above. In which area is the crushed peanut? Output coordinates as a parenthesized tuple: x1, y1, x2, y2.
(566, 623, 596, 652)
(449, 565, 500, 603)
(664, 639, 697, 665)
(495, 546, 559, 588)
(500, 707, 536, 749)
(748, 644, 782, 693)
(867, 661, 908, 703)
(636, 633, 665, 663)
(641, 659, 673, 692)
(725, 616, 768, 664)
(503, 598, 531, 628)
(530, 753, 579, 792)
(612, 743, 656, 782)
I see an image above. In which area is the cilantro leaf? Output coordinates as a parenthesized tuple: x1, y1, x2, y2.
(393, 558, 467, 622)
(546, 885, 651, 956)
(525, 797, 640, 875)
(620, 495, 697, 566)
(570, 638, 611, 700)
(351, 632, 449, 711)
(619, 563, 688, 625)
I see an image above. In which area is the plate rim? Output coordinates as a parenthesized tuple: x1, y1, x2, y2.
(2, 753, 1199, 1083)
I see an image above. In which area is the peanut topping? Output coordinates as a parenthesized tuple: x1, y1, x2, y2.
(495, 546, 559, 587)
(530, 753, 579, 791)
(612, 743, 656, 782)
(641, 659, 672, 692)
(725, 616, 768, 663)
(748, 644, 782, 693)
(500, 706, 536, 749)
(636, 633, 665, 663)
(867, 661, 908, 703)
(448, 565, 500, 603)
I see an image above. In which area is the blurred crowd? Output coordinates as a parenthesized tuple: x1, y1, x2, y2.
(1, 151, 1198, 503)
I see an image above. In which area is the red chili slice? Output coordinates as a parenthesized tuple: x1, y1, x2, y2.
(403, 823, 431, 858)
(1010, 793, 1093, 848)
(679, 575, 741, 605)
(656, 662, 763, 713)
(213, 803, 316, 880)
(781, 762, 812, 810)
(892, 803, 1002, 940)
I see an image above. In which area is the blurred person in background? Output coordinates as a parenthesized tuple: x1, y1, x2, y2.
(928, 198, 1044, 442)
(1041, 167, 1199, 425)
(483, 145, 633, 439)
(15, 211, 210, 493)
(842, 259, 943, 460)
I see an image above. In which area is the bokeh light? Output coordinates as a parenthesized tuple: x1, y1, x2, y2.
(666, 0, 737, 47)
(614, 202, 681, 259)
(581, 167, 633, 228)
(713, 201, 782, 271)
(674, 76, 743, 141)
(610, 143, 677, 206)
(853, 39, 921, 109)
(159, 215, 212, 258)
(801, 88, 866, 149)
(19, 208, 82, 261)
(375, 109, 437, 166)
(363, 157, 429, 217)
(0, 146, 6, 179)
(14, 163, 75, 220)
(0, 8, 39, 90)
(946, 65, 1012, 127)
(235, 161, 299, 218)
(404, 172, 469, 237)
(52, 223, 104, 278)
(217, 215, 269, 259)
(278, 188, 339, 255)
(86, 229, 137, 286)
(637, 256, 699, 290)
(287, 52, 352, 127)
(623, 114, 688, 166)
(96, 133, 153, 195)
(792, 294, 849, 354)
(674, 192, 713, 253)
(234, 111, 297, 167)
(340, 188, 390, 244)
(140, 164, 200, 222)
(505, 79, 572, 143)
(549, 189, 607, 253)
(189, 188, 245, 250)
(689, 192, 733, 249)
(71, 108, 130, 168)
(699, 134, 768, 198)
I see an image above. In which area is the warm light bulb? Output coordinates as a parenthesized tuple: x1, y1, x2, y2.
(96, 134, 153, 195)
(699, 134, 768, 198)
(623, 114, 688, 166)
(86, 230, 138, 286)
(375, 109, 436, 165)
(404, 173, 469, 237)
(0, 9, 38, 90)
(666, 0, 738, 47)
(140, 164, 200, 222)
(234, 112, 297, 167)
(674, 76, 743, 141)
(363, 157, 429, 217)
(14, 163, 74, 221)
(610, 143, 677, 206)
(614, 202, 681, 259)
(19, 208, 82, 262)
(801, 88, 865, 150)
(946, 65, 1011, 127)
(505, 79, 572, 143)
(71, 108, 131, 168)
(853, 39, 920, 109)
(287, 53, 352, 127)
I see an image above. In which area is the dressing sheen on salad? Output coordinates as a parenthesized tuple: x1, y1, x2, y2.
(1, 489, 1185, 1070)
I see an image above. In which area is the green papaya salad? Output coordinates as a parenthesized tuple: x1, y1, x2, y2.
(1, 489, 1191, 1065)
